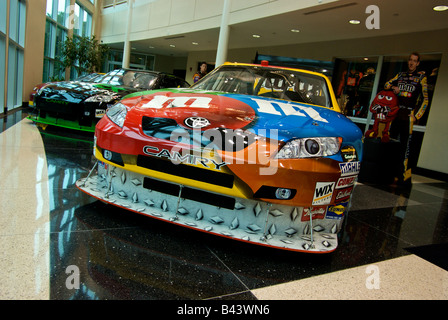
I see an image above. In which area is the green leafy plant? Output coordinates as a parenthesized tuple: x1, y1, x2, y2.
(59, 36, 110, 78)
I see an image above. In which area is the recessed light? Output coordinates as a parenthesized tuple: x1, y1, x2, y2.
(433, 5, 448, 11)
(349, 19, 361, 24)
(170, 44, 176, 47)
(290, 29, 300, 33)
(192, 42, 199, 45)
(252, 34, 261, 38)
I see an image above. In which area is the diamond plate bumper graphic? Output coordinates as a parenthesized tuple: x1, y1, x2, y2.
(76, 162, 344, 253)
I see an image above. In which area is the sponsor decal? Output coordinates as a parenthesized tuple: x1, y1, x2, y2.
(184, 116, 211, 129)
(98, 161, 108, 170)
(334, 186, 354, 202)
(143, 145, 227, 170)
(336, 175, 357, 189)
(95, 109, 106, 118)
(140, 94, 329, 124)
(47, 99, 69, 105)
(301, 206, 326, 221)
(326, 202, 348, 220)
(339, 161, 361, 177)
(341, 146, 358, 162)
(250, 98, 329, 123)
(312, 182, 335, 205)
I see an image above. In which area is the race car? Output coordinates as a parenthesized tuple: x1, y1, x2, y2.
(29, 68, 190, 132)
(28, 73, 105, 107)
(76, 62, 363, 253)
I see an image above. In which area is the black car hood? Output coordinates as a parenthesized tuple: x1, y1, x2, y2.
(37, 81, 137, 103)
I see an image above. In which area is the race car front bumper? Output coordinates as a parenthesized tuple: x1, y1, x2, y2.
(76, 160, 345, 253)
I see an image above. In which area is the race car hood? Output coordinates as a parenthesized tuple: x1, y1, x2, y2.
(123, 89, 362, 147)
(36, 81, 136, 104)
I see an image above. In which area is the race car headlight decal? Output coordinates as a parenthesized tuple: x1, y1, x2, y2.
(85, 94, 116, 103)
(106, 103, 127, 128)
(276, 137, 342, 159)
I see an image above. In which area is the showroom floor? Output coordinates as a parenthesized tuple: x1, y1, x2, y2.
(1, 109, 447, 300)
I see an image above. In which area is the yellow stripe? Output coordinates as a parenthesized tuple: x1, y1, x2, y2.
(94, 147, 249, 199)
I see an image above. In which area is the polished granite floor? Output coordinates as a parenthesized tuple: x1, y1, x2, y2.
(1, 108, 447, 301)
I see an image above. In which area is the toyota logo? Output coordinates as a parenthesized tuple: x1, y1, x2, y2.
(184, 116, 210, 129)
(103, 150, 113, 160)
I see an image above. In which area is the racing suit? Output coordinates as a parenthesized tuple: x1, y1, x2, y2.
(384, 70, 428, 182)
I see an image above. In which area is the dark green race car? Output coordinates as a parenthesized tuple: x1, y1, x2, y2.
(29, 68, 190, 132)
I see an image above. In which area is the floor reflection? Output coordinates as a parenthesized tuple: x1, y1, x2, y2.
(35, 121, 448, 300)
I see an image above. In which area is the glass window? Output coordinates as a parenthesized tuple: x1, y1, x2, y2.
(378, 54, 441, 127)
(192, 65, 332, 109)
(43, 58, 50, 82)
(0, 1, 7, 34)
(9, 0, 18, 43)
(0, 36, 5, 112)
(44, 0, 92, 81)
(57, 0, 68, 26)
(18, 0, 26, 47)
(332, 57, 379, 118)
(1, 0, 25, 112)
(44, 20, 54, 58)
(7, 45, 18, 107)
(46, 0, 53, 18)
(333, 54, 441, 127)
(81, 10, 92, 37)
(55, 26, 66, 58)
(73, 3, 81, 36)
(15, 49, 24, 105)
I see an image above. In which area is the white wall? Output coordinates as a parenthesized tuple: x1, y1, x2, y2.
(100, 0, 339, 43)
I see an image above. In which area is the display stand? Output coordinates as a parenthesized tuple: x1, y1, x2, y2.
(358, 137, 401, 185)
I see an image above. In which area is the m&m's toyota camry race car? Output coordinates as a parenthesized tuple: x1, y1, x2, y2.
(76, 62, 363, 253)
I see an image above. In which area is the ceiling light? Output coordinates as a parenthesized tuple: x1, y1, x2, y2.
(290, 29, 300, 33)
(433, 5, 448, 11)
(192, 42, 199, 45)
(252, 34, 261, 38)
(349, 19, 361, 24)
(170, 44, 176, 47)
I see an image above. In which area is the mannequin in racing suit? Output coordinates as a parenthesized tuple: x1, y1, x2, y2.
(337, 68, 363, 116)
(385, 52, 428, 184)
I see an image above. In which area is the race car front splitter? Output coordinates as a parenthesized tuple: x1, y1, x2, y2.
(76, 161, 347, 253)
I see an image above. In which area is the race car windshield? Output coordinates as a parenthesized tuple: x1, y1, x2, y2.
(97, 69, 158, 90)
(191, 65, 332, 108)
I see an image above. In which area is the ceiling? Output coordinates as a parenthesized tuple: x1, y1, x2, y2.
(108, 0, 448, 58)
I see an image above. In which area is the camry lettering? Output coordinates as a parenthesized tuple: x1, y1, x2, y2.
(143, 145, 227, 170)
